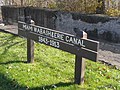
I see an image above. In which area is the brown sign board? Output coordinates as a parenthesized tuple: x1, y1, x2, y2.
(18, 21, 99, 62)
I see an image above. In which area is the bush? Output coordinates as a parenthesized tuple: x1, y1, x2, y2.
(105, 0, 120, 16)
(106, 8, 120, 16)
(56, 0, 100, 13)
(5, 0, 120, 16)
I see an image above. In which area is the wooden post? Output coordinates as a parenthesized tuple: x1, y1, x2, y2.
(25, 16, 35, 63)
(74, 30, 87, 84)
(27, 39, 34, 63)
(75, 55, 85, 84)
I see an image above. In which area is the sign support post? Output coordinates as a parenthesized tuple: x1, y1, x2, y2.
(75, 55, 85, 84)
(74, 31, 87, 84)
(25, 16, 34, 63)
(27, 39, 34, 63)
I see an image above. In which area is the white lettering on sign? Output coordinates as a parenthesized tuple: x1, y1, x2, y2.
(21, 23, 85, 47)
(38, 36, 60, 48)
(50, 40, 60, 48)
(23, 24, 33, 31)
(65, 36, 85, 47)
(38, 36, 49, 44)
(22, 24, 65, 41)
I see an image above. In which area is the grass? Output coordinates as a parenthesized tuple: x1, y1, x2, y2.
(0, 32, 120, 90)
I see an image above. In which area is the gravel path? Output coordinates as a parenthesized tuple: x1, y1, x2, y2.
(99, 40, 120, 69)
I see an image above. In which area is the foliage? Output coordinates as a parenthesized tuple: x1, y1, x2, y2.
(21, 0, 57, 8)
(105, 0, 120, 16)
(3, 0, 120, 16)
(106, 8, 120, 16)
(23, 0, 36, 6)
(56, 0, 100, 13)
(0, 32, 120, 90)
(3, 0, 100, 13)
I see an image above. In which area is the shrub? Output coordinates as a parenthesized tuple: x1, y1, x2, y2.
(56, 0, 100, 13)
(4, 0, 120, 16)
(106, 8, 120, 16)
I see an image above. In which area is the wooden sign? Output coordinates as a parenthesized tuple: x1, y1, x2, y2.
(18, 21, 99, 61)
(18, 19, 99, 85)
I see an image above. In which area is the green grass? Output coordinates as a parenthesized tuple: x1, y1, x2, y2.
(0, 32, 120, 90)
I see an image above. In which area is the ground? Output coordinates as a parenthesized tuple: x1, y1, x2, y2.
(99, 39, 120, 69)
